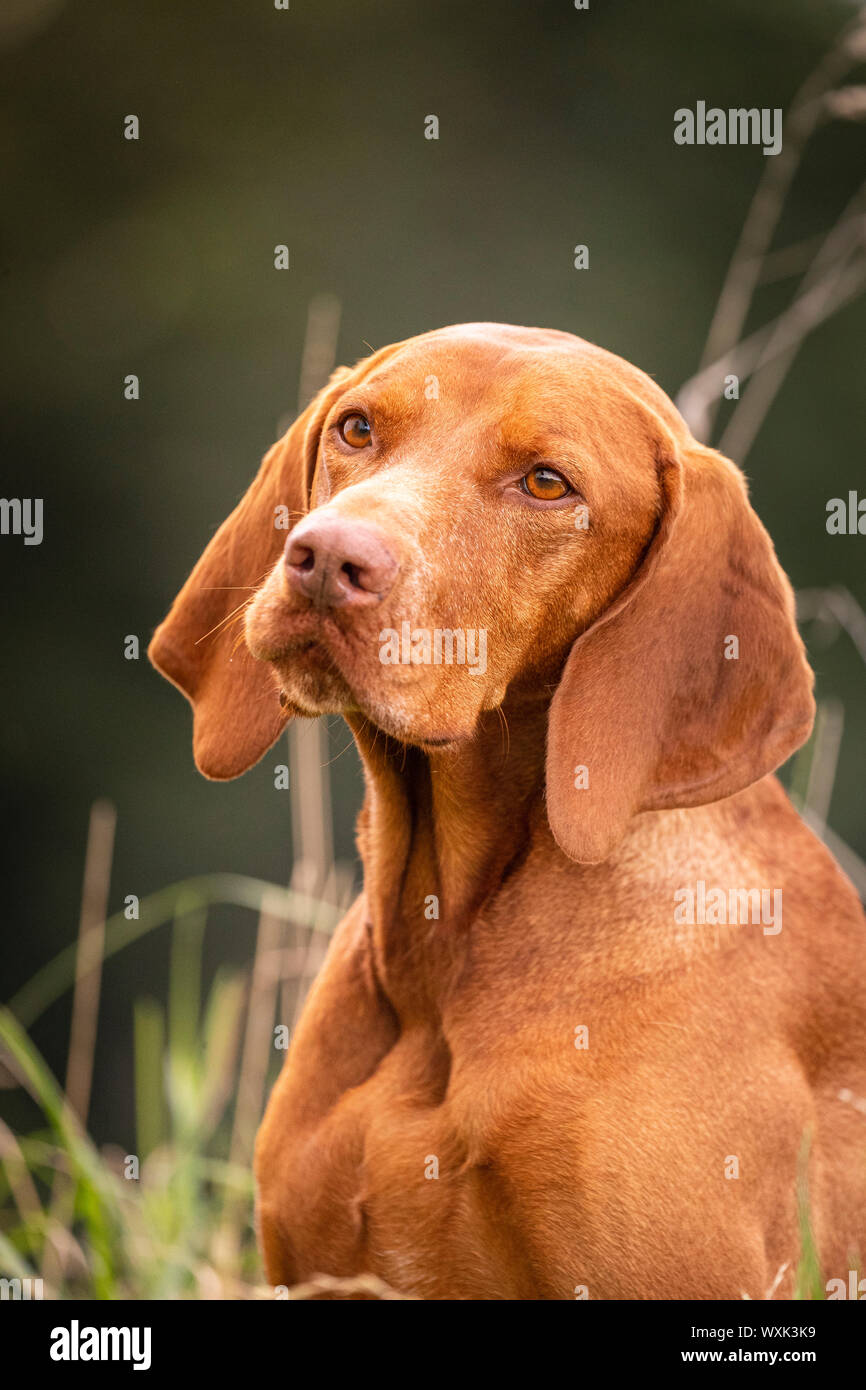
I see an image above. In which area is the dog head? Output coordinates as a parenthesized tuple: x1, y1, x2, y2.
(150, 323, 814, 861)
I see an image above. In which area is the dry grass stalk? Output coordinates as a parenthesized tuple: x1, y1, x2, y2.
(697, 13, 866, 409)
(677, 12, 866, 452)
(64, 799, 116, 1125)
(229, 892, 286, 1168)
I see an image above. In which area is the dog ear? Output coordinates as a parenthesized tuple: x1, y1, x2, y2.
(148, 369, 352, 779)
(546, 432, 815, 864)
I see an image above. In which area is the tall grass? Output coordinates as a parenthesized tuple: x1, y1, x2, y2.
(0, 872, 340, 1299)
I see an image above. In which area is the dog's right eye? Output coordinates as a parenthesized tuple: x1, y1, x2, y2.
(339, 414, 372, 448)
(520, 466, 571, 500)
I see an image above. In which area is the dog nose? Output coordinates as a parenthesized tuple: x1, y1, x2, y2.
(284, 516, 399, 609)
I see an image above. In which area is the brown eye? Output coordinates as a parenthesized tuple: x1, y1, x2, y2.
(520, 466, 570, 500)
(340, 413, 372, 448)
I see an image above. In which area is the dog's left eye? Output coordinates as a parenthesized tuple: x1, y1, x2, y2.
(520, 466, 571, 500)
(340, 413, 372, 448)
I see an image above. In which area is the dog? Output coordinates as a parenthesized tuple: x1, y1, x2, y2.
(150, 322, 866, 1299)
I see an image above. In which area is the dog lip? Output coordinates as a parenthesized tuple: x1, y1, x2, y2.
(257, 624, 359, 697)
(246, 607, 342, 664)
(267, 634, 333, 667)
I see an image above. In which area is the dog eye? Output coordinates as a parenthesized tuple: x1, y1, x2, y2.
(520, 466, 571, 500)
(340, 413, 372, 448)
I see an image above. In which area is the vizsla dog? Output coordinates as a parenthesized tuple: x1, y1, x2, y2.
(150, 323, 866, 1299)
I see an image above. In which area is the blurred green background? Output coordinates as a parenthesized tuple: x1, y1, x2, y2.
(1, 0, 864, 1162)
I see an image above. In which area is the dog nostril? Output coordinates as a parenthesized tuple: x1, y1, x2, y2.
(341, 561, 364, 589)
(284, 522, 397, 606)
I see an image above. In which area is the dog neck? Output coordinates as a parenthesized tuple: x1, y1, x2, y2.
(346, 694, 549, 1024)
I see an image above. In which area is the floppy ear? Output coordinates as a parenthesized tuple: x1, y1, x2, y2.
(546, 433, 815, 863)
(148, 373, 349, 779)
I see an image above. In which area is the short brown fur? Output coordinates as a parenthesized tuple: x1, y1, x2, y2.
(150, 324, 866, 1299)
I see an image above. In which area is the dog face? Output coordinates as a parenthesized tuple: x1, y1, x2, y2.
(150, 322, 814, 862)
(245, 325, 667, 747)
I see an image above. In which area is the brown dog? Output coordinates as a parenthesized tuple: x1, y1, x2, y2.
(150, 323, 866, 1299)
